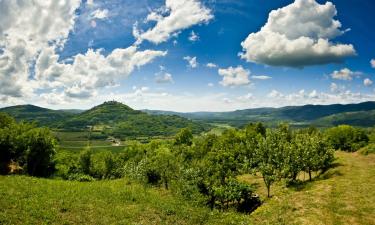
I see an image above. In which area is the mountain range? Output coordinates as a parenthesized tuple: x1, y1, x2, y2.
(1, 101, 375, 136)
(145, 101, 375, 127)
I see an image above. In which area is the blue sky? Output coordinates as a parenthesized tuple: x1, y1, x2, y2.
(0, 0, 374, 111)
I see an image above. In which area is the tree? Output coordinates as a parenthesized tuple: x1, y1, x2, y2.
(24, 128, 56, 177)
(147, 146, 178, 189)
(256, 128, 288, 197)
(79, 147, 92, 175)
(0, 113, 15, 129)
(174, 128, 193, 146)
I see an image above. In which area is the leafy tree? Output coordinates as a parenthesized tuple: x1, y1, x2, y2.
(256, 128, 288, 197)
(79, 147, 92, 175)
(174, 128, 193, 146)
(147, 146, 178, 189)
(0, 113, 15, 129)
(24, 128, 56, 177)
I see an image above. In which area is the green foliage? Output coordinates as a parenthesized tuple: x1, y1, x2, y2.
(146, 146, 178, 189)
(0, 105, 75, 127)
(358, 143, 375, 155)
(79, 147, 92, 175)
(0, 112, 15, 129)
(256, 128, 288, 197)
(24, 128, 57, 177)
(60, 101, 209, 137)
(325, 125, 369, 152)
(0, 116, 56, 177)
(174, 128, 193, 146)
(48, 120, 337, 213)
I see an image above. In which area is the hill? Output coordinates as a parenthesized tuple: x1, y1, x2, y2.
(1, 152, 373, 224)
(313, 110, 375, 127)
(145, 101, 375, 127)
(0, 104, 74, 127)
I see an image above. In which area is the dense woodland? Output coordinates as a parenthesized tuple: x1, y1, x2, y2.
(1, 111, 374, 213)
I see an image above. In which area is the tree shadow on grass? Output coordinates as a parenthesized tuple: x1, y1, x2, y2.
(287, 163, 344, 191)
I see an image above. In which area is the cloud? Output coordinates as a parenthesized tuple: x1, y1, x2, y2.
(91, 9, 109, 19)
(87, 0, 94, 6)
(133, 0, 213, 44)
(364, 78, 373, 87)
(268, 90, 283, 98)
(237, 93, 253, 101)
(156, 73, 174, 84)
(330, 68, 361, 81)
(184, 56, 198, 68)
(240, 0, 356, 68)
(0, 0, 81, 98)
(36, 46, 166, 98)
(330, 83, 338, 92)
(218, 66, 250, 87)
(206, 63, 217, 68)
(0, 1, 167, 103)
(188, 31, 199, 42)
(371, 59, 375, 68)
(251, 75, 271, 80)
(208, 83, 214, 87)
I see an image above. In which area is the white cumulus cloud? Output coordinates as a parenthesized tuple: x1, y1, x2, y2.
(91, 9, 109, 19)
(156, 73, 174, 84)
(133, 0, 213, 44)
(240, 0, 356, 68)
(206, 63, 217, 68)
(364, 78, 373, 87)
(0, 0, 81, 98)
(188, 31, 199, 42)
(371, 59, 375, 68)
(184, 56, 198, 68)
(330, 68, 361, 81)
(218, 66, 250, 87)
(0, 0, 167, 103)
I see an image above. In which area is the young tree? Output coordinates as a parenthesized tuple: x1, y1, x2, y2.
(256, 128, 288, 197)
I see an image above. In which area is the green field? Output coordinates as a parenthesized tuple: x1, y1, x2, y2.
(1, 151, 374, 225)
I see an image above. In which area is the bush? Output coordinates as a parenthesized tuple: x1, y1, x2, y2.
(67, 173, 95, 182)
(325, 125, 368, 152)
(358, 144, 375, 155)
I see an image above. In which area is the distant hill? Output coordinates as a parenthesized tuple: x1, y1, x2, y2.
(313, 110, 375, 127)
(0, 101, 210, 138)
(0, 104, 74, 127)
(2, 101, 375, 134)
(145, 101, 375, 127)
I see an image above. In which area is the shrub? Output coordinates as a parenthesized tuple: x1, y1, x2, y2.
(325, 125, 368, 152)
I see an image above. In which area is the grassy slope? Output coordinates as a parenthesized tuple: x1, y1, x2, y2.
(247, 151, 375, 225)
(1, 152, 374, 225)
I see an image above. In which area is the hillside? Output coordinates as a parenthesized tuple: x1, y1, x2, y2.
(1, 152, 373, 224)
(313, 110, 375, 127)
(59, 101, 209, 137)
(2, 101, 375, 133)
(145, 101, 375, 127)
(0, 104, 74, 127)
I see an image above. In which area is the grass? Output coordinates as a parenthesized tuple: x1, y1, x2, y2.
(1, 152, 374, 224)
(244, 151, 375, 225)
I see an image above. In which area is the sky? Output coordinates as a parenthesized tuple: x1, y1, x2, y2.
(0, 0, 375, 112)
